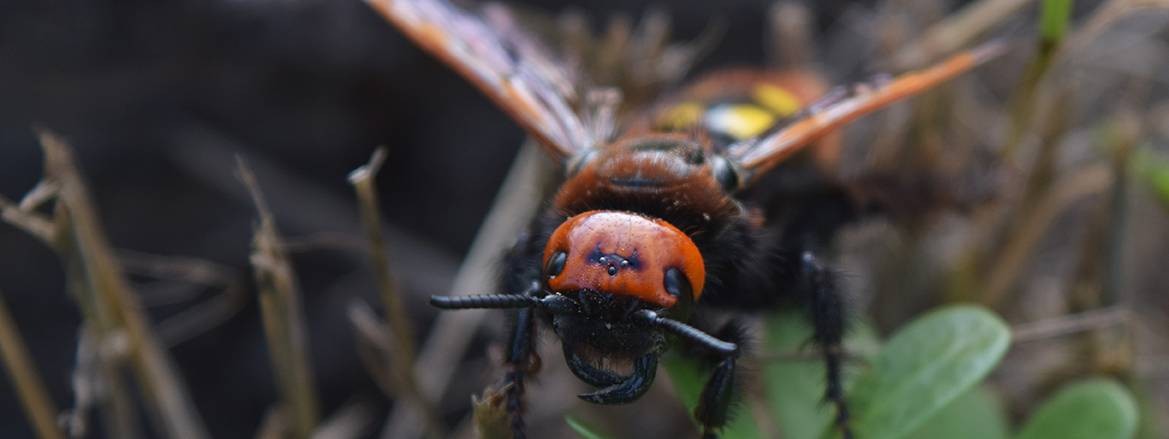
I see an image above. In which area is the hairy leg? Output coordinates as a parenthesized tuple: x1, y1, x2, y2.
(800, 251, 851, 439)
(504, 305, 537, 439)
(693, 321, 747, 439)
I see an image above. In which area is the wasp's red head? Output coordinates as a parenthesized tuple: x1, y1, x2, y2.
(542, 210, 705, 308)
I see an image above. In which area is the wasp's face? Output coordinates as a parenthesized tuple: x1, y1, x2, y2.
(540, 210, 702, 403)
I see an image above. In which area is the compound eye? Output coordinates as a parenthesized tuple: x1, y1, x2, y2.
(546, 251, 568, 278)
(663, 268, 693, 300)
(710, 155, 741, 193)
(663, 267, 696, 317)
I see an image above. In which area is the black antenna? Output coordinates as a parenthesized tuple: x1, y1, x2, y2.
(633, 309, 738, 355)
(430, 293, 578, 314)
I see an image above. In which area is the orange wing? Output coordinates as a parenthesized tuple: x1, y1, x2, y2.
(725, 41, 1007, 187)
(366, 0, 598, 162)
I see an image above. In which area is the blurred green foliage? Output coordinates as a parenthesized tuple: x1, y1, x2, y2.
(572, 306, 1141, 439)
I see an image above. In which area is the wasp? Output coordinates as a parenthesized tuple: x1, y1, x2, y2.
(366, 0, 1001, 437)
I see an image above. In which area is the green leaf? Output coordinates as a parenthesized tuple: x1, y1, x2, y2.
(763, 312, 880, 439)
(846, 306, 1010, 439)
(1040, 0, 1074, 44)
(1134, 148, 1169, 208)
(906, 386, 1009, 439)
(565, 416, 608, 439)
(1015, 379, 1139, 439)
(663, 355, 762, 439)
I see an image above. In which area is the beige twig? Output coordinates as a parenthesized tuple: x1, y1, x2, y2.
(348, 147, 442, 438)
(982, 164, 1113, 305)
(255, 406, 288, 439)
(768, 2, 814, 69)
(239, 158, 320, 439)
(117, 250, 248, 346)
(311, 399, 377, 439)
(1012, 306, 1132, 343)
(35, 130, 209, 439)
(347, 300, 397, 397)
(0, 193, 55, 244)
(384, 141, 556, 438)
(0, 291, 65, 439)
(893, 0, 1035, 69)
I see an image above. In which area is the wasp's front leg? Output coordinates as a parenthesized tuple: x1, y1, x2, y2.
(693, 321, 747, 439)
(502, 289, 539, 439)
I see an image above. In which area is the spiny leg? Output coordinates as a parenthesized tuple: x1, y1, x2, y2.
(694, 321, 747, 439)
(504, 306, 537, 439)
(800, 251, 852, 439)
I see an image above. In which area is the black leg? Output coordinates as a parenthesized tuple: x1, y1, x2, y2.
(800, 251, 852, 439)
(693, 321, 747, 439)
(504, 306, 537, 439)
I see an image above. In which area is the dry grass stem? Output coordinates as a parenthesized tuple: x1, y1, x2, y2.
(255, 406, 288, 439)
(239, 158, 320, 438)
(768, 2, 814, 69)
(347, 300, 398, 397)
(349, 148, 442, 437)
(982, 164, 1113, 305)
(118, 250, 247, 345)
(894, 0, 1035, 69)
(311, 400, 377, 439)
(1012, 306, 1132, 343)
(383, 141, 555, 439)
(0, 193, 56, 244)
(471, 383, 513, 439)
(0, 291, 65, 439)
(31, 130, 209, 439)
(348, 148, 441, 438)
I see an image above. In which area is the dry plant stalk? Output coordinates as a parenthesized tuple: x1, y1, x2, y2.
(384, 141, 554, 439)
(239, 159, 320, 438)
(470, 384, 513, 439)
(892, 0, 1034, 69)
(347, 148, 441, 438)
(1012, 306, 1131, 343)
(2, 130, 210, 439)
(0, 291, 65, 439)
(347, 300, 397, 396)
(310, 399, 377, 439)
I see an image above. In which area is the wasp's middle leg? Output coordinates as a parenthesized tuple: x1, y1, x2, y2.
(799, 251, 852, 439)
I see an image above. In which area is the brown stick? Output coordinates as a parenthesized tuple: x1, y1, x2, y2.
(37, 130, 209, 439)
(383, 141, 556, 438)
(0, 291, 65, 439)
(348, 148, 442, 438)
(239, 158, 320, 438)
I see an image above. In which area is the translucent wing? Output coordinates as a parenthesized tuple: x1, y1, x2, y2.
(725, 42, 1006, 187)
(366, 0, 596, 161)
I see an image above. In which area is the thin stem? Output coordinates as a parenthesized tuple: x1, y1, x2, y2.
(0, 291, 65, 439)
(1012, 307, 1130, 343)
(239, 159, 320, 438)
(37, 130, 209, 439)
(348, 148, 441, 438)
(383, 141, 556, 438)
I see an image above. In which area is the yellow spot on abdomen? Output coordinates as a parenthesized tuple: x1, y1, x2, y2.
(753, 84, 802, 117)
(705, 104, 776, 140)
(655, 101, 705, 131)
